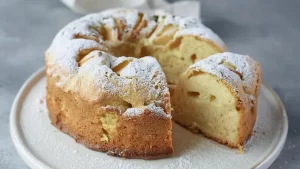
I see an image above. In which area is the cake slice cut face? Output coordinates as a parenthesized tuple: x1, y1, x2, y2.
(172, 52, 262, 148)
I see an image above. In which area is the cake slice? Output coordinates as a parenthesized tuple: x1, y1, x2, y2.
(171, 52, 261, 148)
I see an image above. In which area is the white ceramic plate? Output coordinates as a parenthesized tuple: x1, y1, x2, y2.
(10, 68, 288, 169)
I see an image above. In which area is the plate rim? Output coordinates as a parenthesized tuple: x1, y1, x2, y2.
(10, 67, 288, 169)
(252, 82, 288, 168)
(10, 67, 51, 169)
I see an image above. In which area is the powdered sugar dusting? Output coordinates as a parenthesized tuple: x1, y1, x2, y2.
(176, 26, 226, 50)
(190, 52, 261, 109)
(110, 56, 132, 68)
(124, 103, 171, 118)
(147, 103, 171, 118)
(49, 39, 103, 75)
(123, 107, 144, 117)
(46, 8, 227, 118)
(48, 49, 170, 117)
(205, 52, 260, 95)
(153, 11, 226, 50)
(47, 8, 226, 80)
(140, 19, 156, 36)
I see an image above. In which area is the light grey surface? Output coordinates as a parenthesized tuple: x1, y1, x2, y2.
(0, 0, 299, 168)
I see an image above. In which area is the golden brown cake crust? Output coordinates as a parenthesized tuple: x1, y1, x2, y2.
(238, 70, 262, 147)
(46, 73, 173, 159)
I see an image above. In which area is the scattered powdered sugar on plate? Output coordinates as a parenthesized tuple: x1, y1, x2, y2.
(36, 91, 47, 120)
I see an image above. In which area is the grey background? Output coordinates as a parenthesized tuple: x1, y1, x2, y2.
(0, 0, 299, 168)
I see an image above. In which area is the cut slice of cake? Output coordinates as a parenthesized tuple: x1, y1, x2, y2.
(171, 52, 261, 148)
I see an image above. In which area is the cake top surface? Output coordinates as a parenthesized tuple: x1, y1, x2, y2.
(48, 49, 170, 118)
(190, 52, 261, 104)
(153, 10, 226, 50)
(46, 8, 226, 84)
(47, 8, 226, 64)
(45, 8, 227, 118)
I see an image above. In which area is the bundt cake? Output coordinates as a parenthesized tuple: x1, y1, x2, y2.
(171, 52, 262, 148)
(45, 8, 227, 159)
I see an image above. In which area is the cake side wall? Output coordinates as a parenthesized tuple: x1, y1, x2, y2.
(46, 72, 173, 159)
(238, 65, 262, 146)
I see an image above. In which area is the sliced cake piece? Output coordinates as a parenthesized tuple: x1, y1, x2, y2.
(171, 52, 261, 148)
